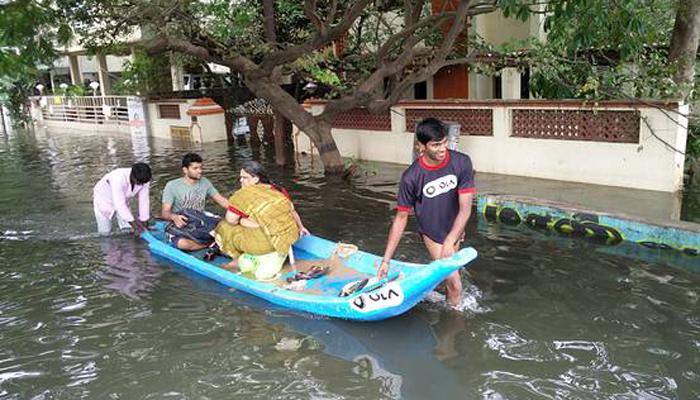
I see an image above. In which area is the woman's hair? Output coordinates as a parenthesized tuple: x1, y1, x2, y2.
(241, 160, 271, 184)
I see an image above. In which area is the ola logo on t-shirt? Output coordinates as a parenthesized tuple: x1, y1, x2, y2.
(422, 174, 457, 198)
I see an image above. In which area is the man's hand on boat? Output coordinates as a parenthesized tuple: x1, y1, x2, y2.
(130, 220, 149, 235)
(377, 260, 390, 279)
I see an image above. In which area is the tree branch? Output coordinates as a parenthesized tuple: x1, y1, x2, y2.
(262, 0, 277, 44)
(243, 75, 322, 142)
(410, 0, 427, 25)
(324, 0, 475, 117)
(377, 11, 457, 61)
(326, 0, 339, 25)
(142, 35, 257, 73)
(258, 0, 373, 75)
(304, 0, 326, 36)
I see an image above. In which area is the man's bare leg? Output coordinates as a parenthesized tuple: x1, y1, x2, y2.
(422, 235, 463, 308)
(176, 238, 208, 252)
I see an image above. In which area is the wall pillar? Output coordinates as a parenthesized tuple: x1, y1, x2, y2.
(49, 70, 56, 93)
(501, 67, 521, 99)
(171, 62, 184, 91)
(68, 55, 82, 86)
(97, 54, 112, 96)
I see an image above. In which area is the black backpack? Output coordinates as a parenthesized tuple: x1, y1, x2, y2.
(166, 208, 221, 245)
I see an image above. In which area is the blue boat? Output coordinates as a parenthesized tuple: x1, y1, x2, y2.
(141, 221, 478, 321)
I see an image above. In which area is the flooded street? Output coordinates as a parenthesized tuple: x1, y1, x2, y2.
(0, 128, 698, 399)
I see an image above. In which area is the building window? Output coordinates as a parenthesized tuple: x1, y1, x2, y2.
(521, 68, 530, 99)
(158, 104, 181, 119)
(414, 81, 427, 100)
(493, 75, 502, 99)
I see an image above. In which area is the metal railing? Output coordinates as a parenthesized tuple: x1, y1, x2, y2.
(34, 96, 130, 126)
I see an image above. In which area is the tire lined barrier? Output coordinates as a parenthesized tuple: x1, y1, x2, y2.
(478, 195, 700, 272)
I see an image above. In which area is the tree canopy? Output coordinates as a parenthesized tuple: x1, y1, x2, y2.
(0, 0, 74, 120)
(1, 0, 698, 169)
(498, 0, 696, 100)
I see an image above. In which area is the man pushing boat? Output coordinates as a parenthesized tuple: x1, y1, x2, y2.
(377, 118, 476, 308)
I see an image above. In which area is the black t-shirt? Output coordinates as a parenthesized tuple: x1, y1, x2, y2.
(397, 150, 475, 244)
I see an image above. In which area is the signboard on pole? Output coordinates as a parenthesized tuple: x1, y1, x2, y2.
(127, 96, 150, 161)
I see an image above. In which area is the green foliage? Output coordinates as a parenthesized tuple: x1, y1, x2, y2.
(498, 0, 685, 100)
(70, 0, 457, 96)
(113, 51, 172, 95)
(65, 84, 88, 97)
(0, 76, 34, 122)
(0, 0, 73, 123)
(687, 121, 700, 158)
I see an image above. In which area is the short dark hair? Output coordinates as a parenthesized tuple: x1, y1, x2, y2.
(131, 162, 152, 184)
(182, 153, 203, 168)
(241, 160, 270, 184)
(415, 118, 447, 145)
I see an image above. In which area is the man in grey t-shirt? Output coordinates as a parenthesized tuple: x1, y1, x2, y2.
(161, 153, 229, 251)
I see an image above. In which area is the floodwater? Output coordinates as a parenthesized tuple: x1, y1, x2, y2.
(0, 127, 698, 399)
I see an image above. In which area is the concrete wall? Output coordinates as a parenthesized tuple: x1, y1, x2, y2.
(193, 113, 228, 143)
(296, 128, 416, 165)
(76, 55, 131, 74)
(475, 10, 531, 47)
(294, 101, 688, 193)
(42, 120, 130, 134)
(147, 100, 227, 143)
(469, 74, 493, 100)
(147, 102, 190, 141)
(460, 105, 687, 193)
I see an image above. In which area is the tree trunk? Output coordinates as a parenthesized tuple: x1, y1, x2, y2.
(262, 0, 277, 44)
(224, 110, 234, 143)
(248, 116, 261, 146)
(242, 77, 345, 174)
(669, 0, 700, 100)
(262, 115, 274, 144)
(222, 96, 234, 144)
(273, 110, 288, 166)
(315, 122, 344, 174)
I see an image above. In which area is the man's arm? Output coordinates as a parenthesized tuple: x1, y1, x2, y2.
(440, 192, 474, 259)
(210, 192, 230, 210)
(137, 183, 150, 222)
(161, 202, 187, 228)
(377, 210, 409, 278)
(111, 177, 135, 223)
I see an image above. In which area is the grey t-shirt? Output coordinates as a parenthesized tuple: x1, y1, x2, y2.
(162, 177, 218, 213)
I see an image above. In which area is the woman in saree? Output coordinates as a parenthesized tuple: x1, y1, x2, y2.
(214, 161, 309, 278)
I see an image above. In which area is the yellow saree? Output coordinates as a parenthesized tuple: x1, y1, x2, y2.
(214, 184, 299, 259)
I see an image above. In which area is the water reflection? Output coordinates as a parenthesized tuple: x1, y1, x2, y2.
(178, 268, 468, 400)
(98, 237, 164, 299)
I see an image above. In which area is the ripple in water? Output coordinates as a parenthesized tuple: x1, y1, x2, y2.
(0, 129, 698, 399)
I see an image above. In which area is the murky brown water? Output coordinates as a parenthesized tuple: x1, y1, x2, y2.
(0, 127, 698, 399)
